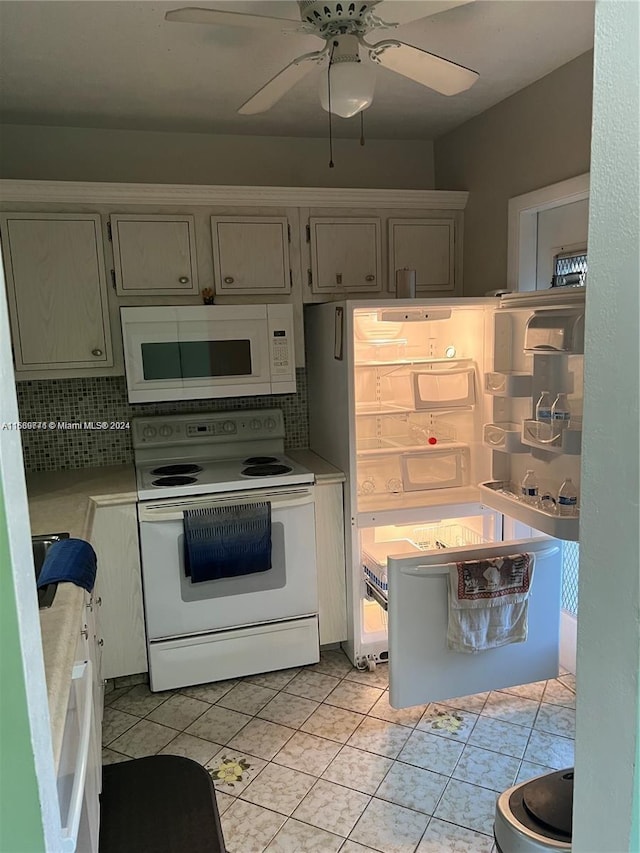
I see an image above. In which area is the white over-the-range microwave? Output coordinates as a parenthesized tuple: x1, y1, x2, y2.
(120, 304, 295, 403)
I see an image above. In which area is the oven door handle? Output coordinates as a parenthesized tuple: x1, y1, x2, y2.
(138, 490, 315, 522)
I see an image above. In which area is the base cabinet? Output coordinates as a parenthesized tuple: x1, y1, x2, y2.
(91, 501, 147, 680)
(315, 481, 348, 645)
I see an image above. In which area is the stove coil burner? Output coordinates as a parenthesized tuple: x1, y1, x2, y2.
(152, 475, 198, 487)
(243, 456, 279, 465)
(151, 464, 203, 476)
(241, 464, 292, 477)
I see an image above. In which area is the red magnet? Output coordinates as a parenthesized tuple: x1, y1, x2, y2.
(428, 437, 437, 445)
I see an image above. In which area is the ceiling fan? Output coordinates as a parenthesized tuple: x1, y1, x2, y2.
(165, 1, 479, 119)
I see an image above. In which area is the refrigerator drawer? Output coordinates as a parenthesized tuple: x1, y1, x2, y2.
(412, 367, 476, 409)
(401, 446, 469, 491)
(387, 538, 562, 709)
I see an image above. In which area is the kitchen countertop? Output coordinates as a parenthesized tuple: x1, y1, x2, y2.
(27, 464, 136, 770)
(288, 449, 345, 483)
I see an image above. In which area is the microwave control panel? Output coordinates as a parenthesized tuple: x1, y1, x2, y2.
(270, 329, 291, 375)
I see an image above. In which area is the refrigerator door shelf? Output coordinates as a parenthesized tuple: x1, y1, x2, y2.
(479, 481, 579, 541)
(483, 422, 529, 453)
(524, 309, 585, 355)
(521, 420, 582, 455)
(485, 372, 533, 397)
(387, 538, 562, 709)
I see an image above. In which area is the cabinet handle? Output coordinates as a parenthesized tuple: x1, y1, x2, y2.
(178, 276, 190, 284)
(224, 276, 235, 284)
(365, 274, 375, 282)
(96, 597, 102, 606)
(336, 273, 343, 285)
(81, 626, 88, 640)
(91, 348, 103, 357)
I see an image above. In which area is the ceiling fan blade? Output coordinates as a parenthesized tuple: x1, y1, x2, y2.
(165, 7, 302, 33)
(372, 40, 478, 95)
(376, 0, 475, 27)
(238, 52, 324, 115)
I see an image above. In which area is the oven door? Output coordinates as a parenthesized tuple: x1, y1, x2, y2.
(121, 305, 272, 402)
(138, 486, 317, 639)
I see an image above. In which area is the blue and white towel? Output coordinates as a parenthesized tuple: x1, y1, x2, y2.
(184, 502, 272, 583)
(36, 538, 97, 593)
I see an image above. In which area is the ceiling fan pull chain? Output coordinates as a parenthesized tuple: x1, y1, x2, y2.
(327, 42, 336, 168)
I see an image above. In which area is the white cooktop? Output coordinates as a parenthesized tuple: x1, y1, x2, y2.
(132, 409, 313, 500)
(136, 453, 313, 500)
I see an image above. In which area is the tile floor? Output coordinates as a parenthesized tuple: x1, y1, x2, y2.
(102, 652, 577, 853)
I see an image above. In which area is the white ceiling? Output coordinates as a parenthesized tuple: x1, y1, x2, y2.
(0, 0, 594, 140)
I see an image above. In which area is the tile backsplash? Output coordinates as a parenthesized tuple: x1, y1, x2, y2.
(17, 369, 309, 472)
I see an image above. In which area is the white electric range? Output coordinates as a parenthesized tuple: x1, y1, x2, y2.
(133, 409, 319, 692)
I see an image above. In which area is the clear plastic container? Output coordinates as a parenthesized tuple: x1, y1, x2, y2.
(536, 391, 553, 424)
(521, 470, 539, 505)
(552, 393, 571, 430)
(557, 478, 578, 516)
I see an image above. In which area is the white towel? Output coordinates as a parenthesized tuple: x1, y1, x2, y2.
(447, 553, 535, 653)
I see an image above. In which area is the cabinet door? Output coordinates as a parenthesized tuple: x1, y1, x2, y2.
(315, 481, 348, 645)
(211, 216, 291, 294)
(1, 213, 113, 371)
(111, 214, 199, 295)
(310, 217, 382, 293)
(90, 502, 148, 680)
(388, 218, 456, 294)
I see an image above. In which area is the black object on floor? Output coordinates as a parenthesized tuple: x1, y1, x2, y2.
(100, 755, 226, 853)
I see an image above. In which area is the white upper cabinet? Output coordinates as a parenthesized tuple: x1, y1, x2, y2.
(211, 215, 291, 294)
(0, 213, 113, 372)
(388, 217, 458, 295)
(110, 214, 199, 296)
(310, 217, 382, 293)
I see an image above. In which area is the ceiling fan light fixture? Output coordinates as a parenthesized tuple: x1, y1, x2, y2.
(318, 55, 376, 118)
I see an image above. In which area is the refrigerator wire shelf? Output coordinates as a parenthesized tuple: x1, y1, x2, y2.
(411, 523, 487, 550)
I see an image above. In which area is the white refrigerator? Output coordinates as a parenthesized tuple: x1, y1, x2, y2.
(305, 289, 584, 708)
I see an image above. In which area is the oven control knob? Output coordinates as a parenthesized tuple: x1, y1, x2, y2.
(223, 420, 235, 433)
(142, 426, 157, 440)
(265, 417, 276, 430)
(159, 425, 173, 438)
(250, 418, 261, 431)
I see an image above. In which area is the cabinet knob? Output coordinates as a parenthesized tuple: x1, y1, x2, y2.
(96, 596, 102, 606)
(91, 348, 103, 357)
(98, 638, 104, 647)
(224, 276, 234, 284)
(365, 274, 375, 282)
(178, 276, 190, 284)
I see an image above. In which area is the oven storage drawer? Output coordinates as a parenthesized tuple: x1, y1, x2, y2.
(148, 616, 319, 691)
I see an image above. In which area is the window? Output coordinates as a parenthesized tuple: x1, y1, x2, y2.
(552, 249, 588, 287)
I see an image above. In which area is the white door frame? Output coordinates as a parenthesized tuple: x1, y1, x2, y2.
(507, 173, 590, 292)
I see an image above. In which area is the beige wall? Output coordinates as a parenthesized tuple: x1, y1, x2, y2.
(0, 124, 434, 189)
(434, 51, 593, 296)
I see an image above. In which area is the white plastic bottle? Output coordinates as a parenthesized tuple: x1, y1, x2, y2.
(557, 478, 578, 516)
(521, 470, 539, 505)
(552, 393, 571, 430)
(535, 391, 553, 424)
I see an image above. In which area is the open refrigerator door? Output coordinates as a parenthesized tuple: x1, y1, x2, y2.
(306, 291, 583, 700)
